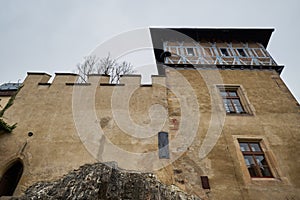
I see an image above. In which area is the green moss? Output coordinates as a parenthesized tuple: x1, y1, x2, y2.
(0, 118, 16, 133)
(0, 85, 22, 133)
(0, 94, 15, 117)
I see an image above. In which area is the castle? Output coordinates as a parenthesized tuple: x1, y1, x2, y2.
(0, 28, 299, 199)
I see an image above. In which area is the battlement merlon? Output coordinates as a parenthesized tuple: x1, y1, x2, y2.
(24, 72, 52, 85)
(151, 75, 166, 85)
(88, 74, 110, 85)
(120, 75, 142, 85)
(23, 72, 108, 86)
(53, 73, 78, 85)
(23, 72, 167, 87)
(24, 72, 79, 86)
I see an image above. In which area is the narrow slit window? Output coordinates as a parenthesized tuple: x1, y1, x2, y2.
(158, 132, 169, 159)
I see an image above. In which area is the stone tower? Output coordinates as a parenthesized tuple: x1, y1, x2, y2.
(149, 28, 300, 199)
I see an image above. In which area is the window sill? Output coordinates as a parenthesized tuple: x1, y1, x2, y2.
(251, 177, 279, 181)
(226, 113, 253, 116)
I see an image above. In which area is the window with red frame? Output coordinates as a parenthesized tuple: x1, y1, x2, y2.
(239, 141, 273, 178)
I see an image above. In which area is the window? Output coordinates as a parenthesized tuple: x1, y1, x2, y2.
(158, 132, 169, 159)
(219, 87, 245, 114)
(186, 48, 195, 56)
(220, 48, 230, 57)
(239, 141, 273, 178)
(217, 85, 253, 115)
(237, 48, 247, 57)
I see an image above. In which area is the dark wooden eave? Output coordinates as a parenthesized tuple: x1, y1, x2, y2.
(163, 64, 284, 74)
(150, 28, 277, 75)
(0, 90, 17, 97)
(150, 27, 274, 48)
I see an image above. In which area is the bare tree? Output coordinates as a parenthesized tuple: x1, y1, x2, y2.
(77, 54, 135, 83)
(111, 61, 135, 83)
(76, 55, 100, 83)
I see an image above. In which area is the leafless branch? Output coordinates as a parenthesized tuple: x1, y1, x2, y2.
(76, 54, 135, 83)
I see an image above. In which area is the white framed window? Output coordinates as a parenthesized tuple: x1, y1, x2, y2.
(220, 48, 230, 57)
(237, 48, 247, 57)
(186, 48, 195, 56)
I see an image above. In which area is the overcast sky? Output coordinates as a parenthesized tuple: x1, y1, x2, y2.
(0, 0, 299, 102)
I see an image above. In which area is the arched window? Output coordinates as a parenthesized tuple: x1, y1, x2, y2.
(0, 160, 24, 196)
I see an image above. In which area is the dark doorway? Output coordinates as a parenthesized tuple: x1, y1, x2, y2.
(0, 160, 23, 196)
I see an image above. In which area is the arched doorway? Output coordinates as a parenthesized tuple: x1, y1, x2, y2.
(0, 160, 24, 196)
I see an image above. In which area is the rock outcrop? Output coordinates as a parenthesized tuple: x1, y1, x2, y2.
(14, 162, 200, 200)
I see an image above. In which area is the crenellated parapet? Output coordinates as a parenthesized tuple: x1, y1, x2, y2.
(23, 72, 166, 89)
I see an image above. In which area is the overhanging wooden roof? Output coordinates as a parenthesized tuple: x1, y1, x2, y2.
(150, 27, 274, 48)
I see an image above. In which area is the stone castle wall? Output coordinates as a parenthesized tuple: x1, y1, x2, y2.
(0, 69, 299, 199)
